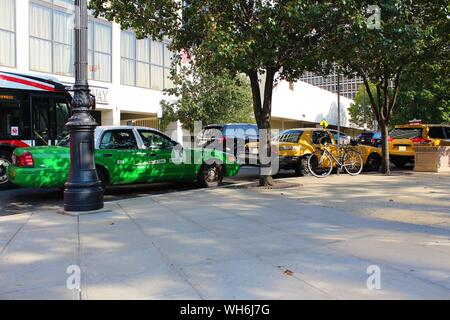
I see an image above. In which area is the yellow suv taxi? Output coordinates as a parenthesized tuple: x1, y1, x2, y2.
(388, 123, 450, 168)
(247, 128, 382, 176)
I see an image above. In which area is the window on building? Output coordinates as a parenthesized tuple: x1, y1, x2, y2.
(88, 20, 112, 82)
(0, 0, 16, 67)
(120, 31, 174, 90)
(30, 1, 74, 76)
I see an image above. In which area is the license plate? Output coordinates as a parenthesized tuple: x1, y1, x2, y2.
(398, 146, 407, 151)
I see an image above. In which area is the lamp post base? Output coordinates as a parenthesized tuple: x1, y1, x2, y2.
(58, 206, 110, 217)
(64, 185, 104, 212)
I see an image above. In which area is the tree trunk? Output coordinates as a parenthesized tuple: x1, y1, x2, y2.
(248, 68, 276, 186)
(258, 117, 274, 187)
(379, 121, 390, 175)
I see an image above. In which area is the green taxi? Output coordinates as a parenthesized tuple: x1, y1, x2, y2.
(8, 126, 240, 189)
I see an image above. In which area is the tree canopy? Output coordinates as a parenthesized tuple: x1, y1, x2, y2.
(328, 0, 449, 173)
(160, 67, 254, 132)
(90, 0, 342, 185)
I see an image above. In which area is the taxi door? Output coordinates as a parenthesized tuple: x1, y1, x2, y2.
(137, 129, 195, 182)
(96, 129, 148, 184)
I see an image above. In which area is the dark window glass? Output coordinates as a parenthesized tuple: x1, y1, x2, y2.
(443, 127, 450, 139)
(138, 130, 173, 149)
(389, 128, 423, 139)
(200, 127, 223, 139)
(278, 130, 303, 143)
(55, 100, 70, 140)
(100, 130, 137, 150)
(32, 97, 51, 145)
(224, 125, 258, 139)
(428, 127, 445, 139)
(0, 99, 22, 139)
(312, 131, 331, 144)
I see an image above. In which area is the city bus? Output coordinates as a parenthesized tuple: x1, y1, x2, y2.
(0, 71, 72, 190)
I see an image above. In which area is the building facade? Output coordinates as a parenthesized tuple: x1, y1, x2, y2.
(0, 0, 174, 128)
(299, 71, 363, 100)
(270, 80, 362, 136)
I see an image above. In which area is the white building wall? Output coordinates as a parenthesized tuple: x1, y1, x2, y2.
(0, 0, 165, 126)
(272, 80, 356, 128)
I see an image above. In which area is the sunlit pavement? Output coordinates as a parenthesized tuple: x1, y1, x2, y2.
(0, 168, 449, 299)
(0, 165, 412, 216)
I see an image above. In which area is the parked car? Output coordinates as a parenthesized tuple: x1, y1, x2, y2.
(356, 132, 375, 146)
(247, 128, 382, 175)
(8, 126, 240, 189)
(388, 122, 450, 168)
(197, 123, 259, 164)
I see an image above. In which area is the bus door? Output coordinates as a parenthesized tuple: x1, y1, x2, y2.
(31, 95, 70, 146)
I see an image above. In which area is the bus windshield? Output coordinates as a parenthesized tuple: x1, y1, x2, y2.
(0, 96, 22, 139)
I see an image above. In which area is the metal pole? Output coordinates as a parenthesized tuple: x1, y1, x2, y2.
(337, 73, 340, 176)
(64, 0, 103, 211)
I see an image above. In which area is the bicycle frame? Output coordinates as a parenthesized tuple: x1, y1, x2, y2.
(316, 143, 357, 171)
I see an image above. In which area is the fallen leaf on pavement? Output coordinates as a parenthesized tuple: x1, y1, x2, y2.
(283, 269, 294, 276)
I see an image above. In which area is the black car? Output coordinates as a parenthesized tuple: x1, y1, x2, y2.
(356, 132, 375, 146)
(197, 123, 259, 164)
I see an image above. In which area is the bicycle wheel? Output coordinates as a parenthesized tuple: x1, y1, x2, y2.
(342, 149, 363, 175)
(307, 150, 333, 178)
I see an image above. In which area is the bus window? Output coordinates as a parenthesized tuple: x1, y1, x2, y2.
(55, 100, 70, 140)
(32, 97, 51, 146)
(0, 99, 22, 139)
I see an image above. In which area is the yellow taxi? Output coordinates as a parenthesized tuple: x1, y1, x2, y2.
(246, 128, 382, 176)
(388, 122, 450, 168)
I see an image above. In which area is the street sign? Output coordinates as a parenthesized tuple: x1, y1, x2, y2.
(320, 119, 329, 128)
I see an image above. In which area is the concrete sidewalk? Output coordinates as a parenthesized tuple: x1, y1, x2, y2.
(0, 172, 449, 299)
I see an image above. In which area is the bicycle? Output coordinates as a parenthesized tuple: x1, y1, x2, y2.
(307, 138, 363, 178)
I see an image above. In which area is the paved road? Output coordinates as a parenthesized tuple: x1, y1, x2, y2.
(0, 171, 447, 299)
(0, 166, 260, 216)
(0, 165, 412, 216)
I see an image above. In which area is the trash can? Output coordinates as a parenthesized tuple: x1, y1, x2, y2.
(414, 145, 450, 172)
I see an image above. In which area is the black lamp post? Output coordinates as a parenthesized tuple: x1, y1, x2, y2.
(64, 0, 103, 212)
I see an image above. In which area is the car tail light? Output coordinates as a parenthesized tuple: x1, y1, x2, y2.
(388, 137, 393, 142)
(14, 151, 34, 167)
(410, 137, 431, 144)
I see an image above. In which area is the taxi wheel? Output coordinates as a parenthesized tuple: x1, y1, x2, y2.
(366, 153, 381, 172)
(0, 150, 14, 191)
(295, 157, 310, 176)
(199, 163, 224, 188)
(96, 166, 109, 191)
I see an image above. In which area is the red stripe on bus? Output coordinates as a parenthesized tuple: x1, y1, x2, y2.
(0, 74, 56, 92)
(0, 140, 30, 148)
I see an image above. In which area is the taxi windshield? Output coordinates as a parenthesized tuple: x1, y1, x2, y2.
(389, 128, 423, 139)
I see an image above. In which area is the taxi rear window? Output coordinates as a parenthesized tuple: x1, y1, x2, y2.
(389, 128, 423, 139)
(278, 130, 303, 143)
